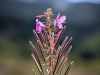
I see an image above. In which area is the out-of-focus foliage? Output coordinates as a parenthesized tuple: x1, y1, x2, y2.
(0, 0, 100, 75)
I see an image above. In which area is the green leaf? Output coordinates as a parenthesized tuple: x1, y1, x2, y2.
(52, 55, 56, 58)
(53, 28, 57, 32)
(43, 49, 48, 52)
(43, 43, 47, 48)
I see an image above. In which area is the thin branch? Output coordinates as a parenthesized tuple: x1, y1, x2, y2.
(40, 32, 45, 43)
(58, 57, 67, 75)
(64, 46, 72, 57)
(55, 46, 72, 74)
(64, 61, 74, 75)
(54, 29, 62, 48)
(31, 54, 43, 75)
(32, 69, 36, 75)
(37, 40, 46, 63)
(54, 26, 66, 48)
(61, 36, 68, 49)
(29, 41, 45, 75)
(56, 45, 61, 57)
(53, 50, 61, 75)
(33, 30, 40, 41)
(54, 56, 64, 74)
(60, 37, 72, 57)
(43, 29, 49, 43)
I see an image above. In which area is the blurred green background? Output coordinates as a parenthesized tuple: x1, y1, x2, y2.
(0, 0, 100, 75)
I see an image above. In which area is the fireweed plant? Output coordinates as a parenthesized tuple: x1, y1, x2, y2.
(29, 8, 74, 75)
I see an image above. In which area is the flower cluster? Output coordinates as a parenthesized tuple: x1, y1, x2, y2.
(29, 8, 74, 75)
(36, 12, 66, 33)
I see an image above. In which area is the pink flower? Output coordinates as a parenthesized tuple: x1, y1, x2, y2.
(36, 12, 48, 18)
(54, 13, 66, 29)
(36, 15, 45, 18)
(36, 19, 45, 33)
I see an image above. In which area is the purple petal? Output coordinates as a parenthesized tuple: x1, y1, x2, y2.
(53, 13, 60, 26)
(58, 23, 63, 29)
(36, 23, 39, 32)
(36, 19, 45, 33)
(36, 24, 42, 33)
(36, 19, 38, 22)
(53, 19, 57, 26)
(59, 15, 66, 23)
(39, 21, 45, 27)
(37, 27, 42, 33)
(36, 19, 45, 28)
(56, 13, 60, 20)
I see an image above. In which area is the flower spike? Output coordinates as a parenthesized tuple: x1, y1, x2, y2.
(30, 8, 74, 75)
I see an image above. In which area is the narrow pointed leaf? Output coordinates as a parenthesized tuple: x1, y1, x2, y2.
(64, 61, 74, 75)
